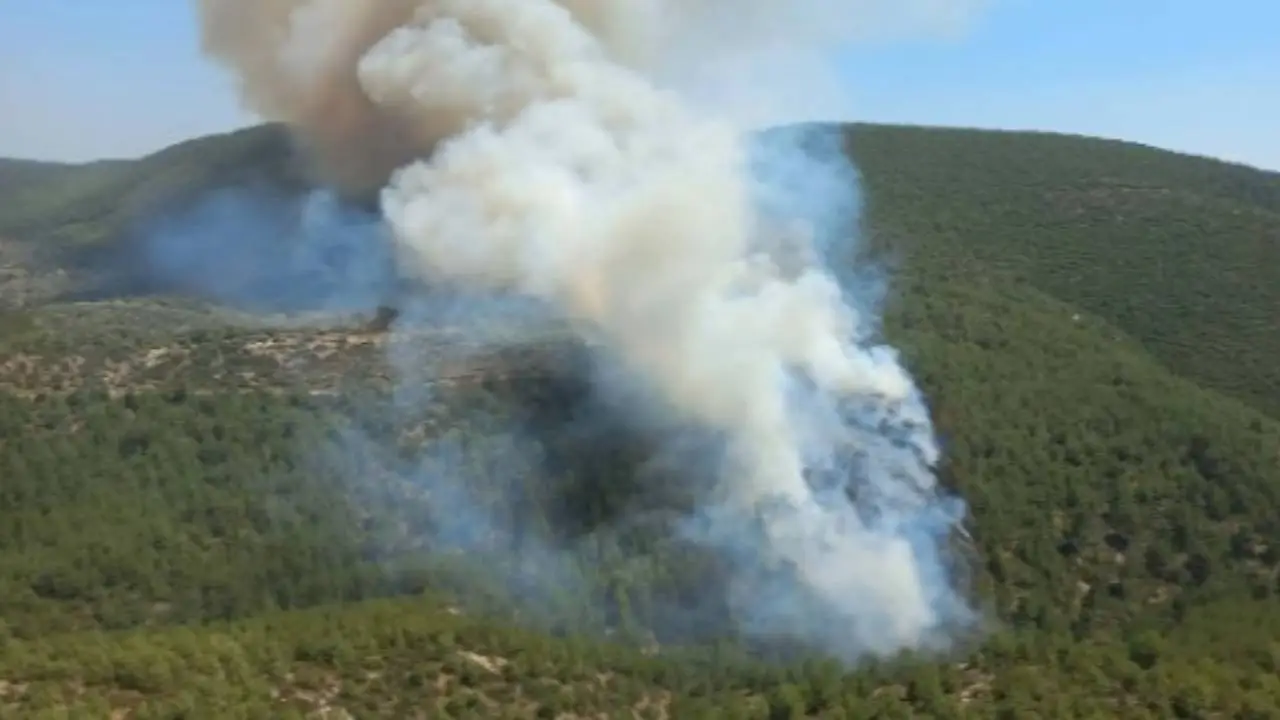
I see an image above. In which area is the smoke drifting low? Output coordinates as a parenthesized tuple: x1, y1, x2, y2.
(193, 0, 979, 660)
(136, 188, 392, 313)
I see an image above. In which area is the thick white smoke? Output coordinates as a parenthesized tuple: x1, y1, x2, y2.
(196, 0, 979, 658)
(196, 0, 993, 191)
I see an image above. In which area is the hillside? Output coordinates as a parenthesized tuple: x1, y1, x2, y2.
(5, 123, 1277, 418)
(0, 125, 1278, 718)
(849, 125, 1280, 420)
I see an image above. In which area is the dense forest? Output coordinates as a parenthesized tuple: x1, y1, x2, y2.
(1, 123, 1278, 718)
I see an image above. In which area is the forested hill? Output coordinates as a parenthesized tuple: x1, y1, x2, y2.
(847, 124, 1280, 421)
(0, 124, 1278, 718)
(4, 122, 1277, 417)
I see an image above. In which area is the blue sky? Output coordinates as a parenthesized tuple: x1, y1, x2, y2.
(1, 0, 1277, 170)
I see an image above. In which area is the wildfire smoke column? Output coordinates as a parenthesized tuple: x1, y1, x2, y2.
(195, 0, 975, 660)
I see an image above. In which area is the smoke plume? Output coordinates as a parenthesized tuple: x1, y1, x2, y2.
(195, 0, 979, 659)
(196, 0, 992, 194)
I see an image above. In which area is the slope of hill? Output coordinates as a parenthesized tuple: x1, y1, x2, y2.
(1, 124, 1279, 718)
(5, 122, 1277, 418)
(0, 125, 310, 307)
(0, 125, 305, 249)
(850, 124, 1280, 419)
(0, 158, 78, 194)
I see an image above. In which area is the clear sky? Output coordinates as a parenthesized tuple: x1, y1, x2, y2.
(1, 0, 1276, 170)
